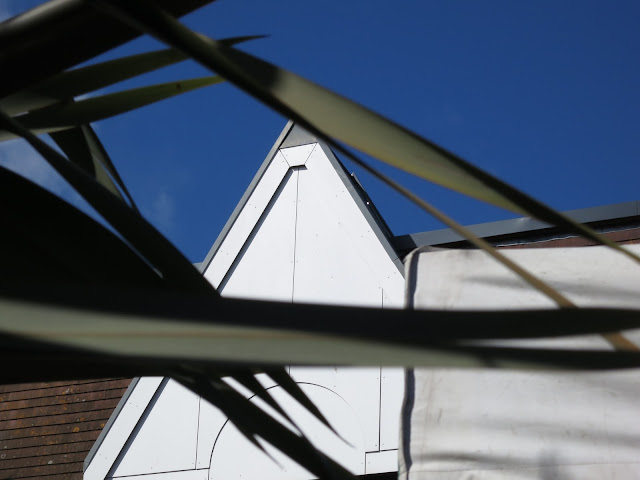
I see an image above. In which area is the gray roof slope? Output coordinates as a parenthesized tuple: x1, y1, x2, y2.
(394, 200, 640, 252)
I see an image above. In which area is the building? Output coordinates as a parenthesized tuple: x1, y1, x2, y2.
(1, 123, 638, 480)
(84, 122, 405, 480)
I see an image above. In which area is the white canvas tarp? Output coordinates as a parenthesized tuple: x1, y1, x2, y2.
(400, 244, 640, 479)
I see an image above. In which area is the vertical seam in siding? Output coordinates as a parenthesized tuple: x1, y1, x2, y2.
(291, 167, 301, 303)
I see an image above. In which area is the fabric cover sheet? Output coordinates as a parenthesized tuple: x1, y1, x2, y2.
(400, 244, 640, 479)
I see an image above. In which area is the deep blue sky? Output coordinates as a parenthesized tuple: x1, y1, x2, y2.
(2, 1, 639, 262)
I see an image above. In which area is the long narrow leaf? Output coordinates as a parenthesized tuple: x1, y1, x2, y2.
(179, 374, 269, 454)
(2, 283, 640, 369)
(50, 124, 137, 208)
(93, 0, 640, 265)
(0, 110, 215, 294)
(12, 76, 223, 131)
(0, 36, 262, 116)
(176, 373, 355, 480)
(0, 333, 176, 384)
(0, 49, 185, 116)
(328, 145, 638, 351)
(264, 367, 342, 439)
(0, 165, 160, 287)
(0, 0, 214, 98)
(230, 368, 350, 446)
(6, 280, 640, 343)
(230, 371, 302, 432)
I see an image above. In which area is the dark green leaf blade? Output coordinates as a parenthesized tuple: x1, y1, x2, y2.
(178, 374, 269, 455)
(15, 76, 224, 130)
(229, 370, 302, 432)
(0, 48, 186, 116)
(175, 373, 355, 480)
(3, 279, 640, 370)
(0, 165, 160, 288)
(0, 0, 215, 98)
(264, 367, 342, 439)
(0, 109, 215, 294)
(50, 124, 138, 208)
(95, 0, 640, 264)
(0, 36, 263, 116)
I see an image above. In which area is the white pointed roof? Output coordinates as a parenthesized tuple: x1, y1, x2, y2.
(201, 120, 403, 307)
(85, 122, 406, 480)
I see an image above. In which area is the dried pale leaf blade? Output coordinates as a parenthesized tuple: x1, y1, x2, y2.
(359, 151, 636, 350)
(92, 0, 523, 212)
(211, 46, 640, 265)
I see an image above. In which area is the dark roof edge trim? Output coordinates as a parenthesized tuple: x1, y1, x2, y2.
(395, 200, 640, 250)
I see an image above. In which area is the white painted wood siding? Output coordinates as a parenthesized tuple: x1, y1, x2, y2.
(85, 124, 405, 480)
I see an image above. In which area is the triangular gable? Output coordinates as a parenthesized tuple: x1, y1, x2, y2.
(202, 121, 403, 306)
(85, 122, 405, 480)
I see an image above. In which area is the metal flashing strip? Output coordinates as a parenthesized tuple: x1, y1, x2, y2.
(200, 121, 296, 273)
(83, 377, 141, 472)
(394, 200, 640, 251)
(280, 123, 318, 148)
(317, 143, 404, 275)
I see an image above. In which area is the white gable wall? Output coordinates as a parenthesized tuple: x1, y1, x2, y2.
(202, 135, 405, 477)
(217, 166, 298, 301)
(85, 123, 405, 480)
(209, 142, 404, 307)
(110, 380, 200, 477)
(292, 144, 401, 307)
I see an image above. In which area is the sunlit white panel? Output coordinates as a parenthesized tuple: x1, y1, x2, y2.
(280, 144, 316, 167)
(220, 169, 298, 302)
(85, 377, 164, 480)
(365, 450, 398, 474)
(380, 367, 404, 451)
(382, 287, 404, 309)
(111, 380, 199, 477)
(292, 148, 400, 306)
(195, 375, 286, 468)
(208, 385, 365, 480)
(289, 366, 381, 452)
(109, 470, 207, 480)
(196, 399, 228, 469)
(204, 153, 289, 288)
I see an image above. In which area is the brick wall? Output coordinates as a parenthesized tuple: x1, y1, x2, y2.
(0, 379, 131, 480)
